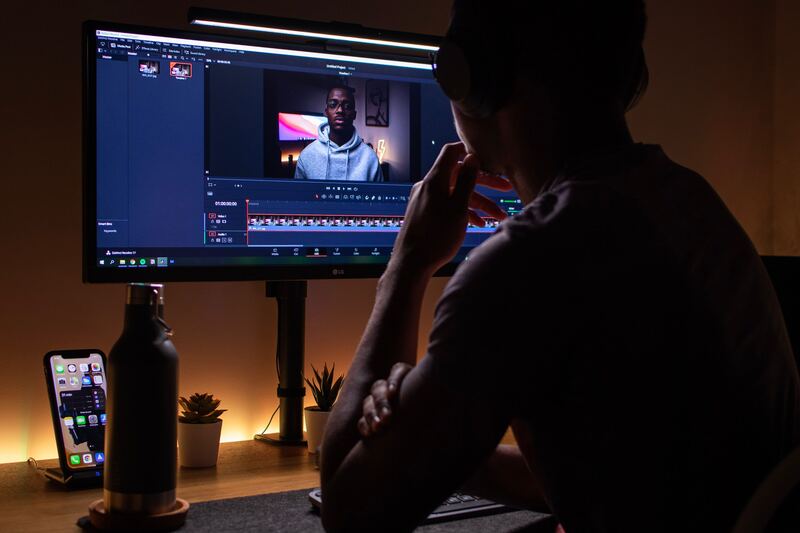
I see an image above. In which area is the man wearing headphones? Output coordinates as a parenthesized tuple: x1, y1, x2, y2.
(320, 1, 800, 531)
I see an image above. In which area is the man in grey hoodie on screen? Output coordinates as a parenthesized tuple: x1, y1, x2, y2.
(294, 85, 383, 182)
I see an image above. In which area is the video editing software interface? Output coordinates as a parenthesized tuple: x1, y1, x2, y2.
(92, 26, 522, 272)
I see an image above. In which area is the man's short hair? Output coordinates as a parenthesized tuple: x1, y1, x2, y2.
(451, 0, 649, 111)
(326, 84, 356, 102)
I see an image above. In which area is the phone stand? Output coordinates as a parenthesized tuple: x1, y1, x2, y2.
(44, 467, 102, 487)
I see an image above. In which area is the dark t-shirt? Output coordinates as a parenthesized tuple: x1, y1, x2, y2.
(427, 144, 800, 532)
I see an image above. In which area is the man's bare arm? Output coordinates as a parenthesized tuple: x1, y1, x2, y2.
(320, 262, 430, 522)
(319, 144, 514, 531)
(322, 143, 471, 498)
(358, 369, 549, 512)
(462, 444, 548, 510)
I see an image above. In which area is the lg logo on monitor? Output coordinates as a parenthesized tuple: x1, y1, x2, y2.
(332, 269, 345, 276)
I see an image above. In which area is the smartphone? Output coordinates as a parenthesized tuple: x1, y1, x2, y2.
(43, 349, 107, 482)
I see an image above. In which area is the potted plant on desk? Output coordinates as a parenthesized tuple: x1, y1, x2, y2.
(305, 363, 344, 455)
(178, 392, 226, 468)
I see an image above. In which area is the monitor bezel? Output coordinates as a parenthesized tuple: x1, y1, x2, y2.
(83, 20, 459, 283)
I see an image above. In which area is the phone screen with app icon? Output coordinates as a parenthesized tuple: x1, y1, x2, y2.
(45, 351, 107, 471)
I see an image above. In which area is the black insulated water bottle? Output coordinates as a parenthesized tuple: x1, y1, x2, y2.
(104, 283, 178, 515)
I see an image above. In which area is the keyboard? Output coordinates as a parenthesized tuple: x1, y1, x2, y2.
(307, 488, 514, 523)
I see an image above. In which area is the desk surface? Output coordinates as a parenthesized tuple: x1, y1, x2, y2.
(2, 431, 518, 532)
(0, 440, 320, 533)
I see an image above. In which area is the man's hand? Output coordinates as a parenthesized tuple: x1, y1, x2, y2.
(356, 364, 549, 512)
(390, 142, 512, 276)
(357, 362, 413, 438)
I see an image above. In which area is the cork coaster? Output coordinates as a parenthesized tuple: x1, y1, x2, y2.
(87, 498, 189, 531)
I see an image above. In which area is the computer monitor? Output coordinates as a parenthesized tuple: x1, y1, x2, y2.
(83, 20, 522, 283)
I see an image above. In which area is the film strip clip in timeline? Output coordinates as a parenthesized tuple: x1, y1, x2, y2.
(245, 214, 503, 230)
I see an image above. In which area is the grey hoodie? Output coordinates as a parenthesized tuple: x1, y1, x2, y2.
(294, 122, 383, 182)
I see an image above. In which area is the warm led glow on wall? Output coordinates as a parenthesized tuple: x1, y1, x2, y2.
(219, 424, 260, 444)
(0, 404, 285, 464)
(0, 410, 435, 463)
(1, 439, 30, 464)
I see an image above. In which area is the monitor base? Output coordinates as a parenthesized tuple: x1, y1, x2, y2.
(253, 432, 307, 446)
(264, 281, 308, 444)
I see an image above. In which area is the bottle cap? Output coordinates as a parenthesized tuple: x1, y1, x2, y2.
(126, 283, 162, 307)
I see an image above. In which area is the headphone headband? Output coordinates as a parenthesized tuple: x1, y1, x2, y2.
(432, 24, 516, 118)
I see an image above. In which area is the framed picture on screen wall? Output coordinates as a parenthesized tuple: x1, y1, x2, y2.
(365, 79, 389, 127)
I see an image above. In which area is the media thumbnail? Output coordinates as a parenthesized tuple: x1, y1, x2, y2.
(170, 62, 192, 78)
(138, 60, 160, 75)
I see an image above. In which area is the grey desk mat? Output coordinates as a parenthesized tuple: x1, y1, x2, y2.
(78, 489, 555, 533)
(181, 489, 554, 532)
(78, 489, 555, 532)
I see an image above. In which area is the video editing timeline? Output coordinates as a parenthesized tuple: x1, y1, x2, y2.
(204, 176, 520, 259)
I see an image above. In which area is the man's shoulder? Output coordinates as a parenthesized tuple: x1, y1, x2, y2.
(354, 140, 380, 161)
(451, 189, 596, 286)
(444, 218, 554, 304)
(445, 145, 706, 299)
(298, 139, 324, 158)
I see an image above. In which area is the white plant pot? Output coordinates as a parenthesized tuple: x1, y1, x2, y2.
(178, 419, 222, 468)
(305, 408, 330, 455)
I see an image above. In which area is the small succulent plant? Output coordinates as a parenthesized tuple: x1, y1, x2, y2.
(305, 363, 344, 412)
(178, 393, 226, 424)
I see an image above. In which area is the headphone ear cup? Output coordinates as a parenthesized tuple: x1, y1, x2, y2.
(433, 40, 472, 103)
(433, 37, 514, 119)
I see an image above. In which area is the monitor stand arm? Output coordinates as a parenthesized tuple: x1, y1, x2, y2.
(255, 280, 307, 445)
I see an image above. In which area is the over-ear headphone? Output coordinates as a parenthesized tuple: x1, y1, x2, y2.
(433, 2, 649, 118)
(431, 12, 517, 119)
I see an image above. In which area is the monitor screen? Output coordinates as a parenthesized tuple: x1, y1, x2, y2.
(84, 22, 522, 282)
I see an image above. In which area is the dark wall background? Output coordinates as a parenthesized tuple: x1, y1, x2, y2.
(1, 0, 790, 462)
(207, 64, 265, 178)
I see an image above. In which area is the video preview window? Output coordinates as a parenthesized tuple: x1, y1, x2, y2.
(206, 65, 455, 183)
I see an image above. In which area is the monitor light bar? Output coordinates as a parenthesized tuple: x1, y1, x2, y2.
(191, 19, 439, 53)
(95, 29, 432, 70)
